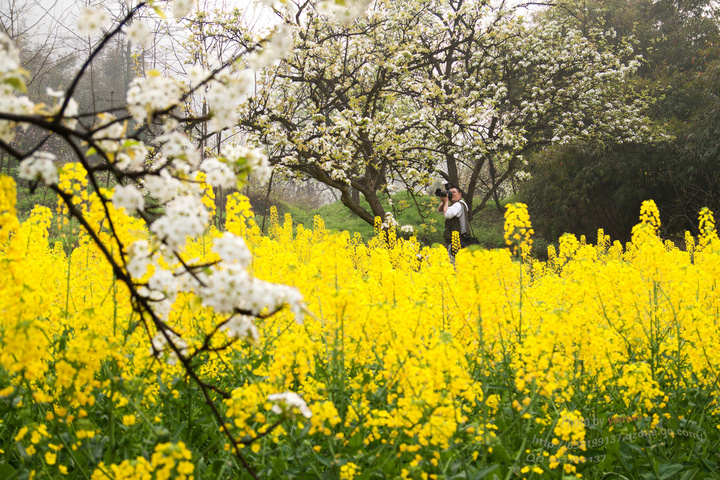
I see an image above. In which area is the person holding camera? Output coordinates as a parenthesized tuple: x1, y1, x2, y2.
(436, 184, 471, 260)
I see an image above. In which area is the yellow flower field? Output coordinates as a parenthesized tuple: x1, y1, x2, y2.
(1, 174, 718, 479)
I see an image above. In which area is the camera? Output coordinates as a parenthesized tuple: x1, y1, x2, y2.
(434, 183, 453, 200)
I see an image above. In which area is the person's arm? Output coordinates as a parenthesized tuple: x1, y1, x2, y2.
(437, 197, 449, 213)
(444, 201, 461, 219)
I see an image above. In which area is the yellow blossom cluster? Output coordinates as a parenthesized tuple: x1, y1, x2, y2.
(0, 175, 20, 243)
(91, 442, 194, 480)
(504, 202, 533, 257)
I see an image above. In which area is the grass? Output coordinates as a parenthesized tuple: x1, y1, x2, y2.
(253, 190, 513, 250)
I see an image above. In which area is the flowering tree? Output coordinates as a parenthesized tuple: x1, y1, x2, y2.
(237, 0, 658, 225)
(0, 0, 366, 476)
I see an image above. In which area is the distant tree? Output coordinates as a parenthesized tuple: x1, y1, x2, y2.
(522, 0, 720, 241)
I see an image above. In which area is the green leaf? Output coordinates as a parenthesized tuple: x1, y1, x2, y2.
(153, 5, 166, 18)
(474, 464, 499, 479)
(4, 76, 27, 93)
(0, 463, 16, 478)
(680, 468, 700, 480)
(659, 464, 686, 480)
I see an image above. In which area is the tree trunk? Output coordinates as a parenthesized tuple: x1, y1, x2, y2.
(364, 189, 385, 223)
(488, 157, 502, 213)
(339, 188, 375, 225)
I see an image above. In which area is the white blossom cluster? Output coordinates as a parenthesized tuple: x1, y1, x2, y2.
(381, 212, 399, 229)
(0, 32, 33, 143)
(200, 158, 236, 189)
(150, 195, 210, 250)
(196, 261, 305, 321)
(400, 224, 414, 234)
(317, 0, 371, 23)
(151, 329, 188, 366)
(77, 7, 110, 36)
(126, 21, 152, 47)
(126, 229, 305, 356)
(172, 0, 194, 19)
(250, 24, 296, 69)
(267, 391, 312, 418)
(116, 140, 149, 172)
(127, 71, 183, 122)
(93, 114, 125, 153)
(113, 184, 145, 213)
(46, 88, 79, 129)
(197, 68, 255, 132)
(19, 152, 59, 186)
(223, 144, 272, 184)
(220, 315, 259, 343)
(126, 240, 151, 278)
(158, 131, 202, 172)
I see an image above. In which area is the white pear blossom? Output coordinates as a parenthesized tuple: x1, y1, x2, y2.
(245, 148, 271, 183)
(274, 285, 305, 324)
(126, 71, 183, 122)
(143, 171, 184, 205)
(268, 391, 312, 418)
(220, 315, 258, 342)
(200, 158, 235, 189)
(126, 240, 151, 278)
(150, 195, 210, 250)
(251, 24, 295, 69)
(148, 266, 178, 299)
(381, 212, 399, 229)
(221, 144, 272, 183)
(93, 113, 125, 153)
(172, 0, 194, 19)
(0, 94, 33, 143)
(187, 64, 211, 89)
(317, 0, 370, 22)
(195, 262, 304, 322)
(46, 88, 64, 98)
(231, 69, 255, 97)
(113, 184, 145, 213)
(151, 330, 188, 365)
(0, 33, 32, 143)
(157, 131, 201, 172)
(212, 232, 252, 267)
(116, 141, 149, 172)
(206, 83, 238, 132)
(62, 97, 79, 129)
(0, 32, 21, 74)
(19, 152, 58, 186)
(126, 21, 152, 46)
(77, 7, 110, 36)
(197, 265, 252, 313)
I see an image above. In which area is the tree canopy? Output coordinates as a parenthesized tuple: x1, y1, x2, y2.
(234, 0, 657, 228)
